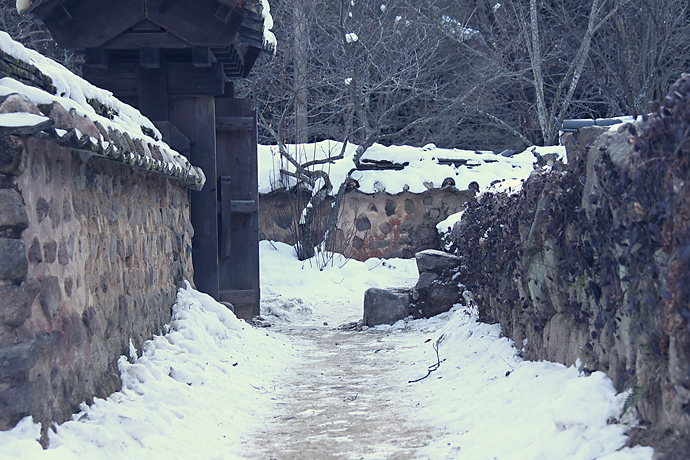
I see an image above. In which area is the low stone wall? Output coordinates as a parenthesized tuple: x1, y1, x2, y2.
(259, 187, 474, 260)
(0, 137, 194, 436)
(446, 76, 690, 456)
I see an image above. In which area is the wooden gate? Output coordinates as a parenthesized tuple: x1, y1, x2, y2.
(216, 98, 260, 319)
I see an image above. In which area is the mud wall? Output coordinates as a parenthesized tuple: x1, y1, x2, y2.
(0, 137, 194, 435)
(259, 187, 474, 260)
(447, 76, 690, 455)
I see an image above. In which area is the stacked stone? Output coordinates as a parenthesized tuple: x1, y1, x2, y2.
(411, 249, 464, 319)
(0, 95, 34, 431)
(0, 92, 196, 437)
(362, 249, 465, 326)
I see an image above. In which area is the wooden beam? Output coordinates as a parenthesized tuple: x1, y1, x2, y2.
(193, 47, 215, 68)
(219, 176, 232, 258)
(168, 61, 225, 96)
(41, 0, 145, 49)
(140, 48, 161, 68)
(146, 0, 239, 47)
(102, 32, 192, 49)
(139, 59, 168, 120)
(242, 46, 261, 78)
(84, 48, 109, 69)
(153, 121, 190, 156)
(170, 96, 219, 299)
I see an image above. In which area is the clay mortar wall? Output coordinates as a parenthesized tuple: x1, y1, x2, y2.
(0, 137, 194, 435)
(259, 187, 474, 260)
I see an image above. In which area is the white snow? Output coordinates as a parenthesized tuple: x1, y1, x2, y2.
(0, 242, 654, 459)
(260, 0, 277, 52)
(258, 140, 566, 196)
(0, 112, 49, 128)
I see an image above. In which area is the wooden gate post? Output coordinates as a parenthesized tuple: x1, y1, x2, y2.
(170, 95, 219, 299)
(215, 97, 260, 320)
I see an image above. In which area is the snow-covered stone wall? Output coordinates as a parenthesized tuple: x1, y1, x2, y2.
(0, 135, 194, 436)
(260, 186, 474, 260)
(0, 32, 197, 437)
(443, 75, 690, 456)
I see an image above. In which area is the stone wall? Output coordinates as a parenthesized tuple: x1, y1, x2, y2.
(445, 76, 690, 457)
(0, 137, 194, 437)
(259, 187, 474, 260)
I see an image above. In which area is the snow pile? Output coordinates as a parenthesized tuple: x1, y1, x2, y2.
(0, 282, 295, 460)
(258, 140, 566, 196)
(260, 240, 419, 325)
(382, 306, 654, 459)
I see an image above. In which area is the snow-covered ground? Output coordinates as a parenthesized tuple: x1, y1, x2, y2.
(0, 241, 654, 459)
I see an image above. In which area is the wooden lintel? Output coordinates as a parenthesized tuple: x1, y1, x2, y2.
(84, 48, 109, 69)
(216, 116, 253, 131)
(193, 47, 215, 68)
(140, 48, 161, 68)
(103, 32, 192, 49)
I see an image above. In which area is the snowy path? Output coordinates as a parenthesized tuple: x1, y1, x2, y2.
(247, 325, 437, 460)
(0, 243, 655, 459)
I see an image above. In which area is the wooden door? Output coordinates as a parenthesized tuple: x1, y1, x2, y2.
(215, 98, 260, 320)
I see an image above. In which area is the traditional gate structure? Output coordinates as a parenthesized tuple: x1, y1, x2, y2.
(22, 0, 271, 319)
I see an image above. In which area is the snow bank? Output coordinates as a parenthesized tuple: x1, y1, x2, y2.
(381, 305, 654, 459)
(0, 282, 296, 459)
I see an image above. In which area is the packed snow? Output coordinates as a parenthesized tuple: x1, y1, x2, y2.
(0, 241, 654, 459)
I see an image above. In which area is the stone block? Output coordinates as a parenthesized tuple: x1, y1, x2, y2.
(415, 249, 462, 274)
(57, 238, 69, 265)
(43, 240, 56, 263)
(0, 133, 26, 176)
(0, 341, 38, 383)
(48, 197, 60, 229)
(0, 189, 28, 235)
(0, 285, 30, 327)
(0, 238, 27, 283)
(0, 94, 41, 115)
(363, 288, 411, 326)
(0, 383, 34, 430)
(369, 240, 390, 250)
(27, 237, 42, 263)
(35, 197, 49, 223)
(39, 276, 61, 320)
(38, 101, 75, 130)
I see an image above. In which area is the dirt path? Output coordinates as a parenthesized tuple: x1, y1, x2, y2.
(246, 325, 439, 460)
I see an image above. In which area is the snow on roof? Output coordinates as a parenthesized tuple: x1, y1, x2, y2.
(258, 140, 566, 196)
(0, 31, 205, 190)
